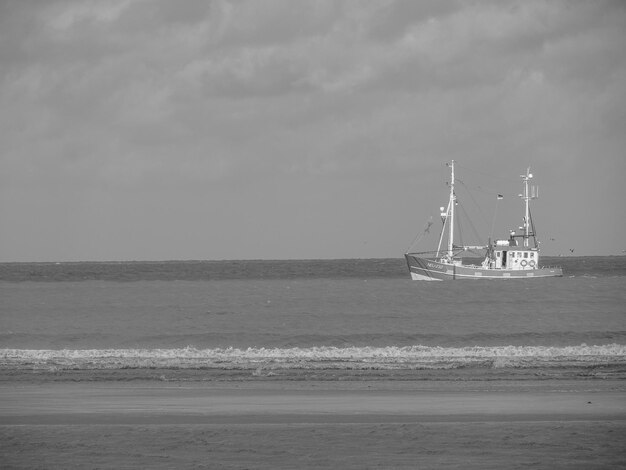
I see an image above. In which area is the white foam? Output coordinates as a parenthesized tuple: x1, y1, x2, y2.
(1, 344, 625, 370)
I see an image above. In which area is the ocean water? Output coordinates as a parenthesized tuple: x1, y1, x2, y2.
(1, 257, 625, 377)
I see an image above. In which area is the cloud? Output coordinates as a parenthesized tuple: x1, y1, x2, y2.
(0, 0, 625, 259)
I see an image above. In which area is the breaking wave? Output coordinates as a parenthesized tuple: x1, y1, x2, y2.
(2, 344, 625, 371)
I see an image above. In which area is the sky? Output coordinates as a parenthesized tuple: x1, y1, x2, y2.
(1, 0, 625, 262)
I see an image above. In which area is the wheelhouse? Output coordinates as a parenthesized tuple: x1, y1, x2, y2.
(492, 247, 539, 270)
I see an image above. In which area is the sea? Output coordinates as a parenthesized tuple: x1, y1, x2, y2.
(1, 256, 625, 380)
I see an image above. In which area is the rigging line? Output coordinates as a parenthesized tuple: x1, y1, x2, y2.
(457, 200, 484, 245)
(528, 205, 538, 247)
(450, 247, 473, 257)
(456, 203, 464, 248)
(490, 197, 500, 240)
(454, 163, 519, 184)
(461, 182, 509, 198)
(406, 216, 434, 253)
(411, 250, 441, 255)
(456, 175, 511, 200)
(456, 179, 490, 228)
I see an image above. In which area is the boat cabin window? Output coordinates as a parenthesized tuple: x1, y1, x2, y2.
(530, 252, 535, 258)
(524, 252, 529, 258)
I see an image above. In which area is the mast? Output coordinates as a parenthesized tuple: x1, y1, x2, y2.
(448, 160, 455, 258)
(435, 160, 455, 260)
(520, 167, 533, 248)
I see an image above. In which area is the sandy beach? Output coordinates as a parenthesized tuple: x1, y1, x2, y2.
(2, 379, 625, 469)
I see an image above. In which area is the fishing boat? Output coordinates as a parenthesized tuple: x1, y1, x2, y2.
(405, 161, 563, 280)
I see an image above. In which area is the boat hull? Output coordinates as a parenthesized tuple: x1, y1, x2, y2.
(405, 254, 563, 280)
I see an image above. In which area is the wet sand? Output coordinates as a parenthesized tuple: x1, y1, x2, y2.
(2, 380, 626, 469)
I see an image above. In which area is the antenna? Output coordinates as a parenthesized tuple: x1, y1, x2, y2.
(531, 185, 539, 199)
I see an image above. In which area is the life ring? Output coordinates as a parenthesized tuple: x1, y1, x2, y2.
(529, 260, 536, 267)
(521, 260, 528, 267)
